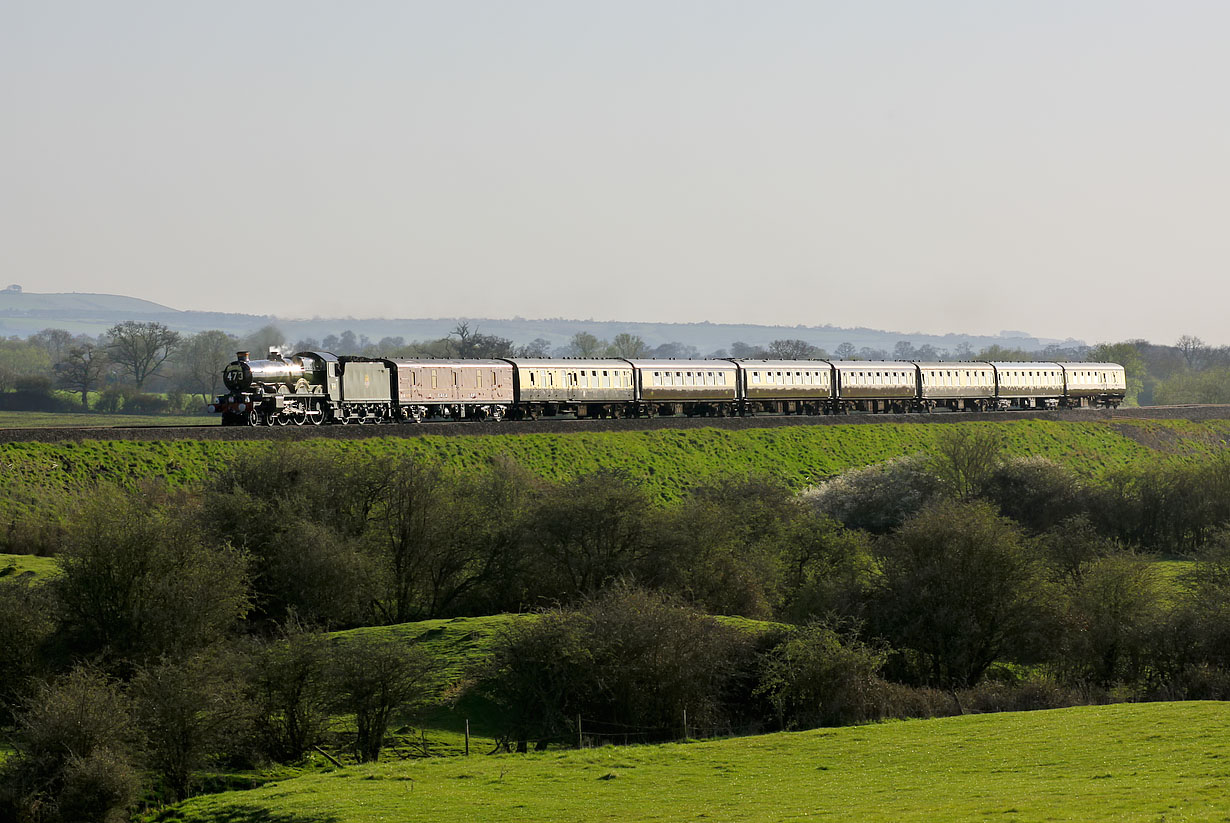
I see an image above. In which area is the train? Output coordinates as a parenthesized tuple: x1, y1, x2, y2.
(206, 348, 1127, 426)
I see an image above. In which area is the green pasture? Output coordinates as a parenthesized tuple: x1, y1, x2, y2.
(160, 700, 1230, 823)
(0, 411, 216, 428)
(0, 552, 57, 582)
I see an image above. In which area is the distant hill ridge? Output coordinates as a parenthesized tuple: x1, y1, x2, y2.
(0, 290, 1078, 354)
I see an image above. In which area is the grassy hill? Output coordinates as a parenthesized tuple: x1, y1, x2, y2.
(158, 700, 1230, 822)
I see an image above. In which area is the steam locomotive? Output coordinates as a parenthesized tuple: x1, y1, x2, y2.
(207, 349, 1127, 426)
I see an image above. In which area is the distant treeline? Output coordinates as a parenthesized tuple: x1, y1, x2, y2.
(0, 322, 1226, 411)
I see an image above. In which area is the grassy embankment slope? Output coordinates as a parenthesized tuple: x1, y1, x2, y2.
(162, 701, 1230, 823)
(2, 418, 1229, 509)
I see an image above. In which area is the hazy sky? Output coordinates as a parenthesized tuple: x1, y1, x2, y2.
(3, 1, 1228, 344)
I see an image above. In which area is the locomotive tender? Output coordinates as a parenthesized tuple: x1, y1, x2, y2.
(207, 349, 1127, 426)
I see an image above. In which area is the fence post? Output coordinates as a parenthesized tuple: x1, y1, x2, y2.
(465, 719, 470, 757)
(577, 714, 583, 749)
(683, 709, 688, 741)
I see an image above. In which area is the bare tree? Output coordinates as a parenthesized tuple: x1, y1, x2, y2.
(28, 328, 76, 364)
(834, 342, 856, 360)
(1176, 335, 1207, 369)
(929, 425, 1006, 499)
(515, 338, 552, 357)
(54, 344, 110, 409)
(106, 321, 180, 389)
(177, 330, 237, 401)
(768, 339, 820, 359)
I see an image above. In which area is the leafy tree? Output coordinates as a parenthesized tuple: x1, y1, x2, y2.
(450, 322, 514, 358)
(105, 320, 181, 389)
(982, 457, 1088, 534)
(607, 333, 648, 358)
(1153, 367, 1230, 405)
(730, 341, 767, 358)
(54, 343, 110, 409)
(651, 341, 700, 359)
(515, 337, 553, 357)
(530, 470, 653, 600)
(874, 500, 1051, 687)
(647, 475, 797, 618)
(568, 331, 606, 357)
(330, 635, 433, 763)
(201, 445, 379, 625)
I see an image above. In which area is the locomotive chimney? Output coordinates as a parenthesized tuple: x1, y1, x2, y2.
(237, 351, 250, 362)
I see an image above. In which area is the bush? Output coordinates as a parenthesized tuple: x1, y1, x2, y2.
(0, 580, 55, 724)
(247, 620, 334, 763)
(54, 484, 252, 665)
(132, 650, 253, 801)
(472, 586, 758, 751)
(0, 667, 142, 823)
(873, 500, 1054, 688)
(122, 393, 170, 414)
(755, 620, 887, 729)
(646, 476, 796, 618)
(95, 387, 128, 414)
(801, 456, 945, 534)
(1052, 553, 1166, 689)
(330, 633, 434, 763)
(983, 457, 1088, 534)
(0, 376, 73, 412)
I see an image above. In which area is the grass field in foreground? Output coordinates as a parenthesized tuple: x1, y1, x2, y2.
(163, 701, 1230, 823)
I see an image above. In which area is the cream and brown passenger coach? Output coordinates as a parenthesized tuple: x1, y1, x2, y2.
(209, 349, 1128, 426)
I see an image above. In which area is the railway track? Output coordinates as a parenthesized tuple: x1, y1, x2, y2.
(0, 404, 1228, 444)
